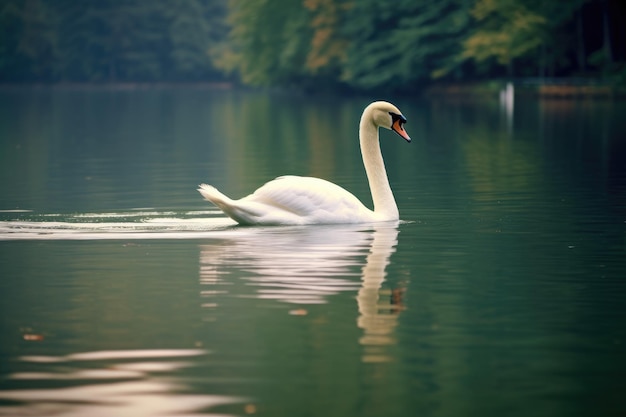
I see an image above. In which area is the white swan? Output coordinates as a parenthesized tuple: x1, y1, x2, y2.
(198, 101, 411, 225)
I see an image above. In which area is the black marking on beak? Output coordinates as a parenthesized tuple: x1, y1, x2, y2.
(389, 112, 407, 125)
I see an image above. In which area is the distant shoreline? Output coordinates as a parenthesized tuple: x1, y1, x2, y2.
(1, 80, 624, 99)
(0, 81, 234, 92)
(424, 80, 626, 99)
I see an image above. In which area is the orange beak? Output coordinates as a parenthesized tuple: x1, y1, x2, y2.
(392, 119, 411, 143)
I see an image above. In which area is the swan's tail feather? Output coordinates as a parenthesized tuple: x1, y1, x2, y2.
(197, 184, 259, 225)
(198, 184, 232, 208)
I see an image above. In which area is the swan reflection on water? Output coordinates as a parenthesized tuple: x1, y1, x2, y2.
(199, 223, 404, 363)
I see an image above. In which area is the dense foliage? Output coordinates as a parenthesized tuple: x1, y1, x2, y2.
(0, 0, 227, 82)
(1, 0, 625, 90)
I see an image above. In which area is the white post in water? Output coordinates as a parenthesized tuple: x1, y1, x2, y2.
(500, 82, 514, 134)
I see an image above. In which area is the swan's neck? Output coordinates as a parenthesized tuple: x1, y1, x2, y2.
(359, 117, 399, 220)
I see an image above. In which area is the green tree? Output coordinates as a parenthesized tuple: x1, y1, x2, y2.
(166, 0, 227, 80)
(2, 0, 623, 87)
(534, 0, 589, 77)
(460, 0, 546, 76)
(341, 0, 471, 91)
(215, 0, 312, 86)
(0, 0, 228, 83)
(54, 0, 168, 81)
(303, 0, 349, 79)
(0, 0, 59, 81)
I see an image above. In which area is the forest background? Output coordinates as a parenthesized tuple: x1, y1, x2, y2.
(1, 0, 625, 93)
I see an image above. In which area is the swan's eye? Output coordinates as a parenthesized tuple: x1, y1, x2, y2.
(389, 112, 407, 127)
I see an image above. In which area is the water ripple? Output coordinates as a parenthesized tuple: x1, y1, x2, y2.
(0, 210, 237, 240)
(0, 349, 246, 417)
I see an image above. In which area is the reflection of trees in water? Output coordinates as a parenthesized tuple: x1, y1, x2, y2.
(199, 223, 404, 362)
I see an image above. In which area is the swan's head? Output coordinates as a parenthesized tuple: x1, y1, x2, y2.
(366, 101, 411, 143)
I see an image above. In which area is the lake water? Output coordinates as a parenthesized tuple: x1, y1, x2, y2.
(0, 87, 625, 417)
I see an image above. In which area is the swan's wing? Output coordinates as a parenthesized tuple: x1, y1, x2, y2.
(241, 176, 374, 224)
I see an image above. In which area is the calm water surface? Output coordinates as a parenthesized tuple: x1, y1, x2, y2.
(0, 88, 625, 417)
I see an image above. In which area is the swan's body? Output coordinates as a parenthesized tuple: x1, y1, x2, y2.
(198, 101, 411, 225)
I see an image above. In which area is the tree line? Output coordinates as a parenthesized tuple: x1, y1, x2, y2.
(1, 0, 624, 91)
(0, 0, 227, 82)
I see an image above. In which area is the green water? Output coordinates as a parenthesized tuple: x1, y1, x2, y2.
(0, 88, 625, 417)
